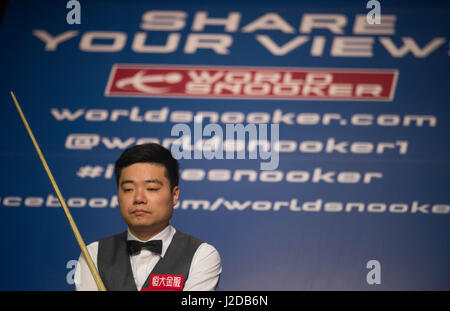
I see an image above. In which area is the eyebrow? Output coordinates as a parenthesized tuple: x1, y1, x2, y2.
(120, 179, 163, 187)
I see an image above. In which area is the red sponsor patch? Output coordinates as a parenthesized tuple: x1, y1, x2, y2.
(105, 64, 398, 101)
(141, 274, 184, 291)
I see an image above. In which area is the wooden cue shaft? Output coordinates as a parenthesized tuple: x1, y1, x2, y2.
(10, 91, 107, 291)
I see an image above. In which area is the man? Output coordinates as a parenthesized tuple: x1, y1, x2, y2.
(75, 143, 222, 291)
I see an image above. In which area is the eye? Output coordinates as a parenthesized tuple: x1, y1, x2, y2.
(147, 188, 159, 191)
(123, 188, 133, 192)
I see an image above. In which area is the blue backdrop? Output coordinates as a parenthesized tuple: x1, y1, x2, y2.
(0, 0, 449, 290)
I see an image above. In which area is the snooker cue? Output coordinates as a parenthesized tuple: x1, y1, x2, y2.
(10, 91, 107, 291)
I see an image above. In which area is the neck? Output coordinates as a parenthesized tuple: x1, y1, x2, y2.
(129, 223, 169, 241)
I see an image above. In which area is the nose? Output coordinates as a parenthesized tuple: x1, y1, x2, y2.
(133, 187, 147, 205)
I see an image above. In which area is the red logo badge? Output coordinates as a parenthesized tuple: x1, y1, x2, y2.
(105, 64, 398, 101)
(141, 274, 184, 291)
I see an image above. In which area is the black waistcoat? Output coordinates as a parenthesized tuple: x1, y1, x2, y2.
(97, 230, 203, 291)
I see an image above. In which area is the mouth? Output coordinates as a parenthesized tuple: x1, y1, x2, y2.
(131, 209, 151, 216)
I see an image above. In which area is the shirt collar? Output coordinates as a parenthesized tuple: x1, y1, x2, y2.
(126, 224, 175, 258)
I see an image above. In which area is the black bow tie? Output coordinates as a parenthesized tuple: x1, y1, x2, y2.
(127, 240, 162, 255)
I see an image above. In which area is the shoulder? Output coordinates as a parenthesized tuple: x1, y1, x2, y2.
(194, 242, 221, 263)
(97, 231, 127, 251)
(77, 241, 99, 263)
(78, 232, 127, 262)
(173, 229, 220, 257)
(173, 230, 204, 247)
(173, 228, 201, 242)
(186, 242, 222, 290)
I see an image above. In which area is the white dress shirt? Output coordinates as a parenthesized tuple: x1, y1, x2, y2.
(75, 225, 221, 291)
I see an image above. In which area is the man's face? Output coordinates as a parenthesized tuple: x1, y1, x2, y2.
(117, 162, 179, 237)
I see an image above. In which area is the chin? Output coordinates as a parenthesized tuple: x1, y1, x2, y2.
(130, 219, 167, 229)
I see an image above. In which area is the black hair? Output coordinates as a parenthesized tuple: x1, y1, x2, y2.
(114, 143, 179, 190)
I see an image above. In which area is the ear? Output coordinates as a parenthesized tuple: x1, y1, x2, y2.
(171, 185, 180, 206)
